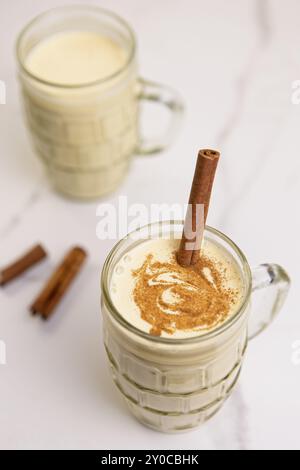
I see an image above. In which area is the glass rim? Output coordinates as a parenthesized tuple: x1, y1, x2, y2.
(15, 4, 137, 89)
(101, 220, 252, 345)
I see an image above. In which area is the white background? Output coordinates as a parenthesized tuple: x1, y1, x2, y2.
(0, 0, 300, 450)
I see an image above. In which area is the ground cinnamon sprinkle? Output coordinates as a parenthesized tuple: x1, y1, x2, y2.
(132, 252, 238, 336)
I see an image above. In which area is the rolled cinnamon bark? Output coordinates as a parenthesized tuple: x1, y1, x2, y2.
(0, 244, 47, 286)
(177, 149, 220, 267)
(30, 247, 87, 319)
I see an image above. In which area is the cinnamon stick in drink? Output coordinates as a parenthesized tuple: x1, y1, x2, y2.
(30, 247, 87, 319)
(0, 244, 47, 286)
(177, 149, 220, 267)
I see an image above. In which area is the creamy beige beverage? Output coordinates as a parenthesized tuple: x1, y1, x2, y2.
(17, 6, 183, 199)
(102, 222, 290, 432)
(26, 31, 127, 85)
(102, 226, 250, 432)
(18, 20, 138, 198)
(23, 31, 136, 197)
(110, 238, 244, 339)
(21, 29, 138, 199)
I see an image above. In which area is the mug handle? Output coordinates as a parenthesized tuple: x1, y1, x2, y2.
(248, 264, 291, 340)
(136, 78, 184, 155)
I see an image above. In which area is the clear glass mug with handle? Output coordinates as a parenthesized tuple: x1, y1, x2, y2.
(101, 220, 290, 433)
(16, 6, 184, 199)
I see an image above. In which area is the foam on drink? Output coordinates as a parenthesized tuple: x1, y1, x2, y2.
(25, 31, 127, 85)
(110, 237, 245, 339)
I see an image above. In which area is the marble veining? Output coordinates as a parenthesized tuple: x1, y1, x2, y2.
(0, 188, 43, 240)
(0, 0, 299, 450)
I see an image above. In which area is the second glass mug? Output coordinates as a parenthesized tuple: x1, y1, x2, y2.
(101, 220, 290, 433)
(16, 6, 183, 199)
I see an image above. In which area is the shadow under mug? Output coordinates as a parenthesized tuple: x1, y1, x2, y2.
(101, 220, 290, 433)
(16, 6, 184, 200)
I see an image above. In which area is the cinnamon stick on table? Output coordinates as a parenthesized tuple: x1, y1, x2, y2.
(177, 149, 220, 267)
(30, 247, 87, 320)
(0, 244, 47, 286)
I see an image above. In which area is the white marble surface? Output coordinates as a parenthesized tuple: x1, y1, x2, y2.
(0, 0, 300, 450)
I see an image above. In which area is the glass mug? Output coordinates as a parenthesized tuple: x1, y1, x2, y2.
(16, 6, 183, 199)
(101, 220, 290, 433)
